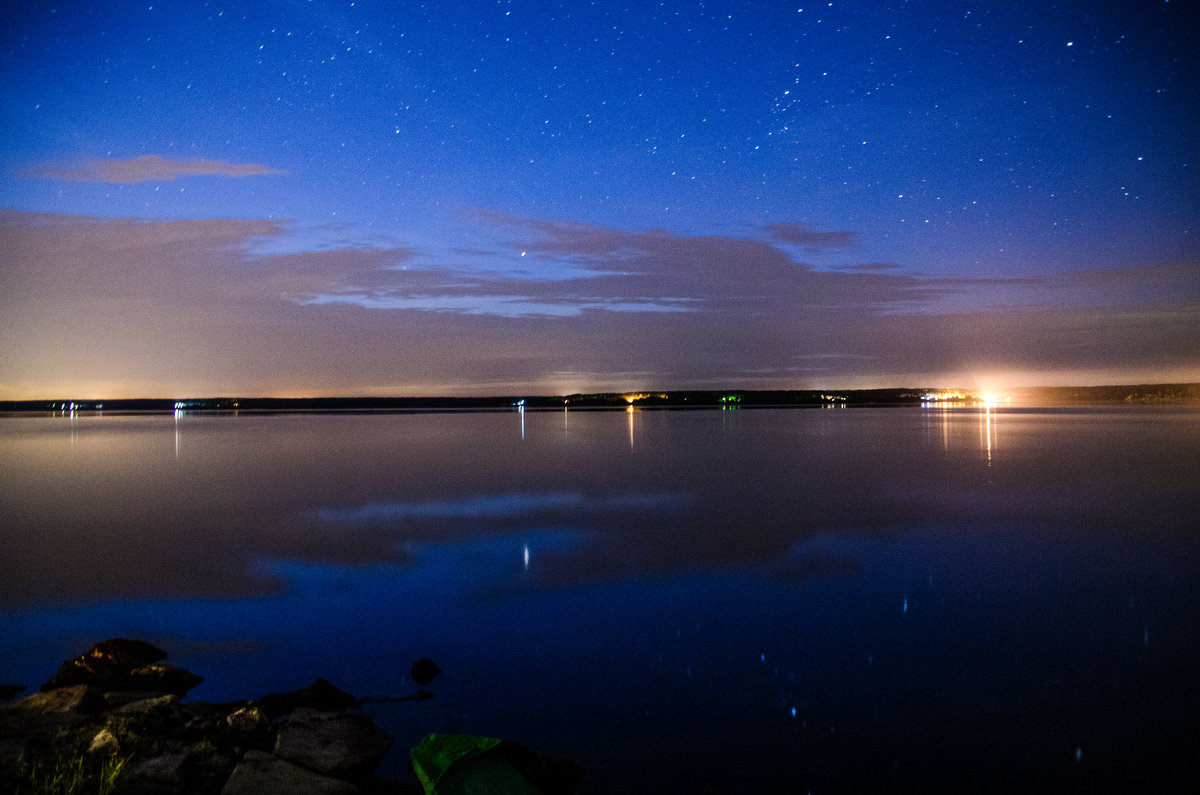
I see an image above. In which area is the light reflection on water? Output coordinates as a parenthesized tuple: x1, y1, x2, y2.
(2, 406, 1199, 792)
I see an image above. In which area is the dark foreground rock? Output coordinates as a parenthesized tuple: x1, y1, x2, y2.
(222, 750, 359, 795)
(275, 708, 394, 779)
(0, 640, 404, 794)
(0, 685, 26, 701)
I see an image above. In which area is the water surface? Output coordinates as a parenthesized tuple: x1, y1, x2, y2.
(2, 406, 1198, 792)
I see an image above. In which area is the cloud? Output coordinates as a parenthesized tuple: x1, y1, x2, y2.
(841, 262, 901, 272)
(467, 209, 954, 315)
(1, 208, 1197, 399)
(760, 221, 856, 250)
(20, 155, 287, 183)
(317, 491, 687, 524)
(1057, 263, 1200, 305)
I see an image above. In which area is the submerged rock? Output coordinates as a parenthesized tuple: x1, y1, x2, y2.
(410, 658, 441, 687)
(258, 677, 359, 718)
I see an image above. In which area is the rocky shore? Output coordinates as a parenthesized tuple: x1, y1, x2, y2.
(0, 639, 410, 793)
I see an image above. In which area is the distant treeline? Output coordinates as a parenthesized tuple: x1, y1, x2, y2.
(3, 384, 1198, 413)
(0, 391, 919, 413)
(1005, 383, 1200, 404)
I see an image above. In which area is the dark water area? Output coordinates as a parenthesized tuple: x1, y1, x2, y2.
(2, 406, 1198, 792)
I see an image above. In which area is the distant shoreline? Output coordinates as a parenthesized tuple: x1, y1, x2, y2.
(2, 383, 1198, 413)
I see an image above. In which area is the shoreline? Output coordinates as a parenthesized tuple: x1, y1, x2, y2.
(0, 640, 582, 794)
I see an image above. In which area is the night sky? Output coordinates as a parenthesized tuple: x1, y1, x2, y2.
(2, 0, 1197, 398)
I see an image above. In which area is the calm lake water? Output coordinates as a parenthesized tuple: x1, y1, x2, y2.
(2, 405, 1198, 792)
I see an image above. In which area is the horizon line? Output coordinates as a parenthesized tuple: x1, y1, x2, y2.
(4, 382, 1198, 409)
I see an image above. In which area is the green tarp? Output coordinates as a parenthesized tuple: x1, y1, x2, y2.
(410, 734, 543, 795)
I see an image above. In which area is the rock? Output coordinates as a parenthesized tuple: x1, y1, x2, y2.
(104, 689, 173, 709)
(180, 700, 235, 734)
(0, 686, 104, 787)
(222, 750, 359, 795)
(410, 658, 440, 686)
(226, 704, 271, 735)
(113, 692, 180, 716)
(0, 737, 25, 772)
(40, 639, 165, 691)
(127, 663, 204, 696)
(39, 639, 201, 696)
(258, 678, 359, 718)
(86, 638, 168, 667)
(87, 727, 120, 756)
(0, 683, 103, 732)
(120, 747, 239, 795)
(274, 707, 393, 779)
(5, 641, 399, 793)
(0, 685, 25, 701)
(122, 751, 190, 795)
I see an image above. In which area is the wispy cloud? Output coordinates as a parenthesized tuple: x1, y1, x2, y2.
(468, 209, 951, 314)
(841, 262, 901, 272)
(760, 222, 856, 250)
(20, 154, 287, 183)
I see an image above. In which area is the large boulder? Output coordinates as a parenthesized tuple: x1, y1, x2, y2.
(113, 693, 180, 717)
(273, 707, 394, 779)
(121, 751, 191, 795)
(173, 701, 275, 753)
(225, 704, 272, 736)
(40, 639, 202, 696)
(85, 638, 167, 666)
(222, 750, 359, 795)
(0, 683, 103, 732)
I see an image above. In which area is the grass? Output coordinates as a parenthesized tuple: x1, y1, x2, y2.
(20, 751, 130, 795)
(16, 724, 133, 795)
